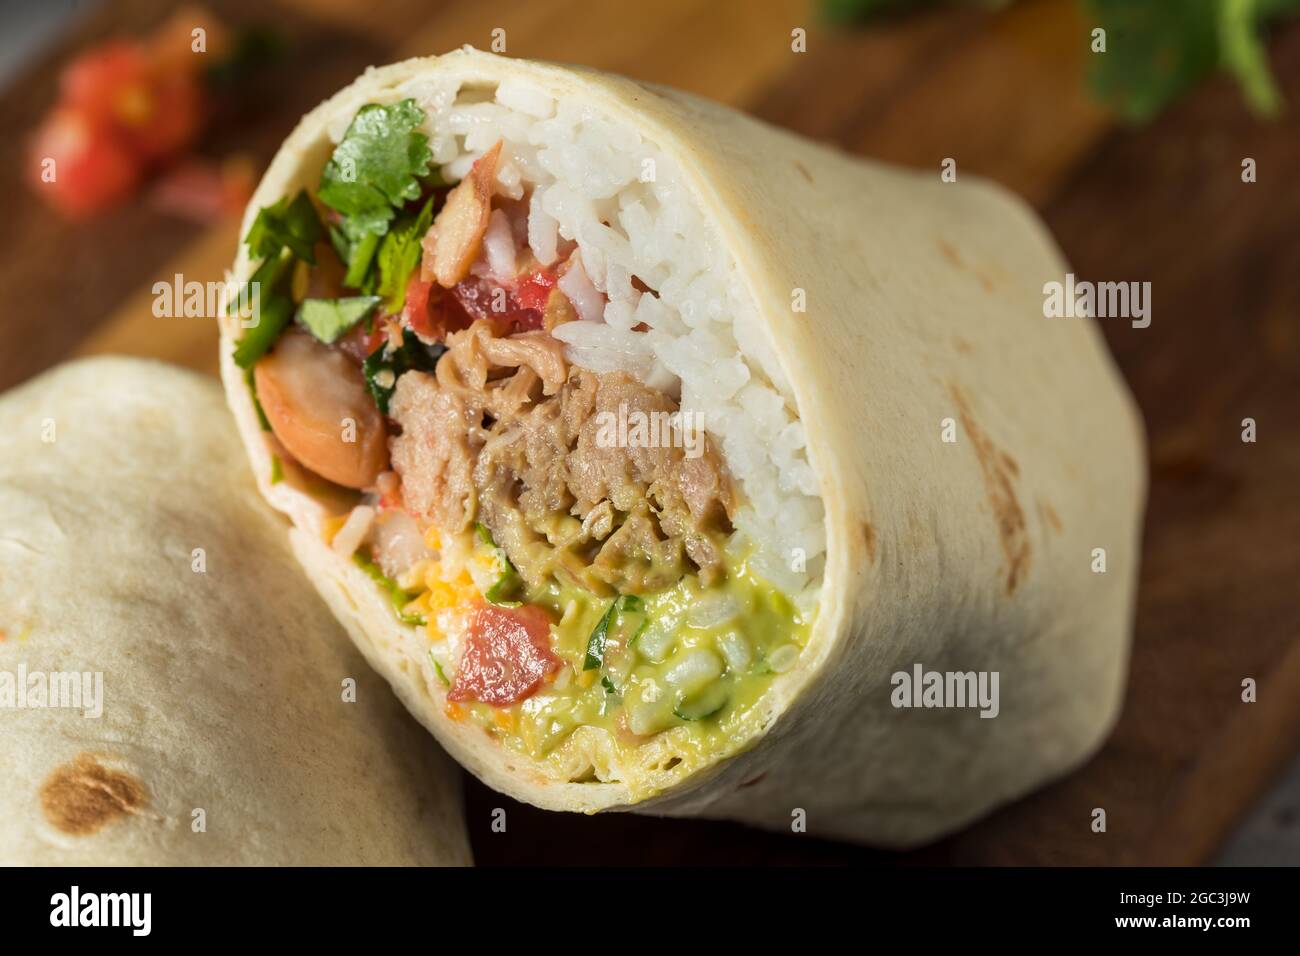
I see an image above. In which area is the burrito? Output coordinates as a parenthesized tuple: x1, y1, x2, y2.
(218, 48, 1145, 847)
(0, 358, 471, 866)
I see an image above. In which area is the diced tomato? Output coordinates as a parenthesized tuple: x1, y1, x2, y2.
(514, 267, 557, 313)
(449, 276, 499, 323)
(407, 250, 557, 342)
(447, 603, 560, 707)
(27, 106, 141, 218)
(336, 319, 387, 365)
(401, 273, 476, 343)
(400, 274, 436, 340)
(449, 276, 544, 333)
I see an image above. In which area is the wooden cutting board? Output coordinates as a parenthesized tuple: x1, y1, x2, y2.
(4, 0, 1298, 865)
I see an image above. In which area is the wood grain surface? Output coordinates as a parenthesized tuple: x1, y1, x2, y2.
(1, 0, 1297, 865)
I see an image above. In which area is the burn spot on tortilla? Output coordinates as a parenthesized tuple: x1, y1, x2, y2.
(935, 238, 996, 293)
(1038, 498, 1063, 534)
(954, 336, 974, 355)
(40, 753, 147, 836)
(950, 384, 1030, 594)
(859, 520, 877, 565)
(793, 160, 814, 184)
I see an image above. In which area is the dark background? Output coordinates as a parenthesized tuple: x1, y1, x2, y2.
(1, 0, 1297, 865)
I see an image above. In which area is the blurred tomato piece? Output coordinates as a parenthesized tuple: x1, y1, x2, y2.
(337, 319, 389, 365)
(60, 40, 203, 164)
(29, 19, 217, 218)
(27, 107, 141, 219)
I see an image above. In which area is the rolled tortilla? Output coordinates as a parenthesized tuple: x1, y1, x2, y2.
(219, 47, 1145, 847)
(0, 357, 471, 866)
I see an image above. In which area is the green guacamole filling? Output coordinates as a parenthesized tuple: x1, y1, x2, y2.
(455, 542, 811, 766)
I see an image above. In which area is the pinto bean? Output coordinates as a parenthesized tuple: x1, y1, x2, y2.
(254, 330, 387, 489)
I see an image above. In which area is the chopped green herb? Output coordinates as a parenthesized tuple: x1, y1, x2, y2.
(334, 222, 382, 292)
(823, 0, 1300, 121)
(1219, 0, 1294, 116)
(362, 328, 445, 414)
(243, 364, 271, 431)
(232, 187, 320, 369)
(584, 603, 618, 672)
(1083, 0, 1300, 121)
(318, 99, 433, 241)
(624, 595, 649, 647)
(353, 551, 426, 626)
(377, 195, 435, 312)
(473, 522, 523, 604)
(431, 651, 451, 686)
(244, 188, 322, 264)
(297, 295, 381, 344)
(231, 253, 296, 369)
(583, 595, 644, 672)
(269, 455, 284, 485)
(674, 682, 730, 721)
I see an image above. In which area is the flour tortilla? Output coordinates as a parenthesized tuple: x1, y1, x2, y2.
(219, 48, 1145, 847)
(0, 357, 471, 865)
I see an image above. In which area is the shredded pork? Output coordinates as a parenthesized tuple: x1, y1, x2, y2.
(389, 320, 734, 594)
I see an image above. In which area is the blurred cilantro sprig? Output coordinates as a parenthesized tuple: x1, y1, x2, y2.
(823, 0, 1300, 122)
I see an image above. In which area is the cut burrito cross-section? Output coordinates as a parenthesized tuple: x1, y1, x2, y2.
(218, 47, 1145, 847)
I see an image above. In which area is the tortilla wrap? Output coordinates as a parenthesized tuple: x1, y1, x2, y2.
(0, 357, 471, 865)
(218, 48, 1145, 847)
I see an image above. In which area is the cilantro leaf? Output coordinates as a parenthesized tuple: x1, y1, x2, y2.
(431, 652, 451, 686)
(331, 220, 382, 292)
(244, 365, 271, 431)
(318, 100, 432, 240)
(233, 190, 322, 369)
(244, 188, 322, 263)
(1086, 0, 1299, 121)
(232, 291, 293, 369)
(1219, 0, 1294, 115)
(377, 196, 435, 312)
(231, 251, 296, 369)
(823, 0, 1300, 121)
(472, 522, 523, 605)
(1086, 0, 1222, 122)
(362, 328, 445, 414)
(583, 595, 646, 671)
(584, 603, 618, 672)
(353, 551, 425, 626)
(297, 296, 381, 344)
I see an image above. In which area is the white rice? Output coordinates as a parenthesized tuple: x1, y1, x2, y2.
(391, 73, 826, 594)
